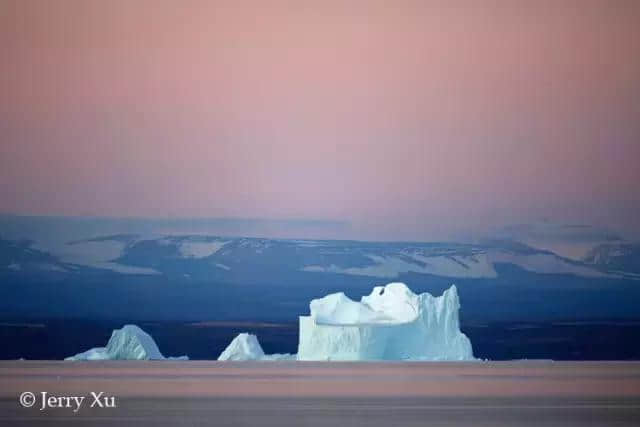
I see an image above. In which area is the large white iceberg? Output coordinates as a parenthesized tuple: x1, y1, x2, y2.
(298, 283, 474, 361)
(219, 283, 475, 361)
(65, 324, 188, 361)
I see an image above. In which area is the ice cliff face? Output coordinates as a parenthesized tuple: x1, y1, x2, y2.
(65, 325, 187, 361)
(298, 283, 474, 361)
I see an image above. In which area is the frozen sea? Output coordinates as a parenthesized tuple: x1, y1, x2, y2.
(0, 361, 639, 426)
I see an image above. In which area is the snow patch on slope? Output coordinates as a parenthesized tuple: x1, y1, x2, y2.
(303, 253, 497, 279)
(487, 251, 608, 278)
(179, 240, 228, 259)
(38, 240, 159, 275)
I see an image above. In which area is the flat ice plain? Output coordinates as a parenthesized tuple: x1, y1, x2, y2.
(1, 361, 639, 426)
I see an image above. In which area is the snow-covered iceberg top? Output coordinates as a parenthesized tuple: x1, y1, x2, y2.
(310, 283, 421, 325)
(65, 325, 188, 361)
(298, 283, 475, 361)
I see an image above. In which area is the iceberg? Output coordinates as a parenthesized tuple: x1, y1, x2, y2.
(218, 333, 294, 361)
(218, 333, 265, 361)
(219, 283, 475, 361)
(298, 283, 474, 361)
(67, 285, 474, 362)
(65, 324, 188, 361)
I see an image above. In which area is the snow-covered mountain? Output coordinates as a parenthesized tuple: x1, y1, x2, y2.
(3, 215, 637, 280)
(1, 231, 632, 280)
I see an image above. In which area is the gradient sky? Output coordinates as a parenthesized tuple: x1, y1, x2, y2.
(1, 0, 639, 240)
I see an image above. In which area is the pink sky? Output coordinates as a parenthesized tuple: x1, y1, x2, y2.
(1, 0, 639, 240)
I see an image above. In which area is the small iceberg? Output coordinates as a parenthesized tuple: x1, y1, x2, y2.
(65, 324, 188, 361)
(218, 333, 294, 361)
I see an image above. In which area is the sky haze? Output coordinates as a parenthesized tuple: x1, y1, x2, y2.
(1, 0, 639, 240)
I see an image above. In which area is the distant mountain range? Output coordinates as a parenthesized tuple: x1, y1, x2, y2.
(1, 216, 639, 323)
(0, 232, 631, 280)
(1, 224, 637, 281)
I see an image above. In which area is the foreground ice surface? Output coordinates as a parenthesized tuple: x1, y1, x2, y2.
(66, 325, 187, 361)
(220, 283, 474, 361)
